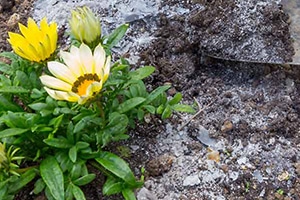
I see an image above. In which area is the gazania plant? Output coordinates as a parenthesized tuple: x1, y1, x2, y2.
(0, 6, 194, 200)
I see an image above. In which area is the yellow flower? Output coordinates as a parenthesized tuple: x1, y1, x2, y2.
(40, 43, 111, 104)
(69, 7, 101, 44)
(8, 17, 58, 62)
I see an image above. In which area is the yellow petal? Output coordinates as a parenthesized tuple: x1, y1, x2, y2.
(8, 17, 57, 62)
(27, 18, 40, 33)
(8, 32, 40, 61)
(18, 23, 33, 43)
(48, 23, 58, 53)
(40, 17, 49, 32)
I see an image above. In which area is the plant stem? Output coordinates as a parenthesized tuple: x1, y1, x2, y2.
(96, 100, 105, 121)
(15, 165, 38, 173)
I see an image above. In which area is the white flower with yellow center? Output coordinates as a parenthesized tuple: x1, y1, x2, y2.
(40, 43, 111, 104)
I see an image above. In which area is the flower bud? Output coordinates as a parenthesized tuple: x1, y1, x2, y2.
(69, 7, 101, 45)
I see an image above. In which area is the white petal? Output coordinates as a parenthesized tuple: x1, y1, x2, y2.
(44, 87, 65, 100)
(44, 87, 79, 102)
(79, 43, 94, 73)
(103, 56, 111, 82)
(94, 44, 106, 75)
(60, 51, 84, 77)
(40, 75, 72, 91)
(70, 45, 80, 55)
(64, 91, 80, 102)
(48, 61, 77, 84)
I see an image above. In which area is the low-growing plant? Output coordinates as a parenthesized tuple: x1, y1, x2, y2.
(0, 6, 194, 200)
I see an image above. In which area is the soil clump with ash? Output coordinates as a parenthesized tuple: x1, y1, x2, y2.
(189, 0, 294, 63)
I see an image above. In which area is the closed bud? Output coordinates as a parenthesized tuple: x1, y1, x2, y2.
(69, 7, 101, 45)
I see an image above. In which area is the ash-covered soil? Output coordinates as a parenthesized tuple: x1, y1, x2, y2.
(0, 0, 299, 200)
(189, 0, 294, 63)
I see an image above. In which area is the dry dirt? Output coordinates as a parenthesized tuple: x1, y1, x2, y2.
(0, 0, 300, 200)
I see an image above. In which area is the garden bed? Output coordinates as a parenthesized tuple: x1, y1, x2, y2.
(0, 0, 299, 199)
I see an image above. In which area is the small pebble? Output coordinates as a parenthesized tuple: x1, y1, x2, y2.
(7, 13, 20, 27)
(221, 120, 233, 132)
(183, 174, 200, 186)
(293, 162, 300, 175)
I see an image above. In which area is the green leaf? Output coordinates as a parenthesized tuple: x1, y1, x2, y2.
(49, 114, 64, 128)
(144, 85, 171, 105)
(75, 142, 90, 150)
(129, 84, 138, 98)
(65, 184, 73, 200)
(57, 152, 73, 173)
(162, 104, 172, 119)
(128, 80, 148, 98)
(0, 95, 22, 112)
(43, 138, 73, 149)
(69, 146, 77, 163)
(117, 97, 145, 114)
(70, 162, 82, 180)
(0, 182, 8, 200)
(137, 109, 144, 121)
(0, 128, 28, 138)
(100, 113, 128, 147)
(142, 105, 155, 114)
(122, 189, 137, 200)
(40, 156, 64, 200)
(73, 174, 96, 186)
(15, 70, 32, 89)
(168, 93, 182, 105)
(0, 86, 29, 93)
(8, 169, 36, 193)
(30, 88, 44, 99)
(71, 184, 86, 200)
(45, 186, 56, 200)
(111, 64, 129, 72)
(0, 74, 11, 86)
(129, 66, 155, 80)
(103, 176, 123, 195)
(171, 104, 195, 113)
(95, 152, 137, 186)
(0, 52, 18, 60)
(105, 24, 129, 49)
(73, 115, 97, 133)
(33, 178, 46, 194)
(29, 71, 40, 88)
(0, 62, 13, 75)
(28, 102, 48, 111)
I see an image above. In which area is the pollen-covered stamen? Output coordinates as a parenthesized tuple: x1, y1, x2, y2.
(72, 73, 100, 96)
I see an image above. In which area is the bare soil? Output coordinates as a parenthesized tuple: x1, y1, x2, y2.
(0, 0, 299, 200)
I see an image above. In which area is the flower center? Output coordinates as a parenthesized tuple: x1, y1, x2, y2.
(72, 73, 100, 96)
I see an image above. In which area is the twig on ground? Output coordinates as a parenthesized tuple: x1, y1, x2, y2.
(178, 98, 215, 131)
